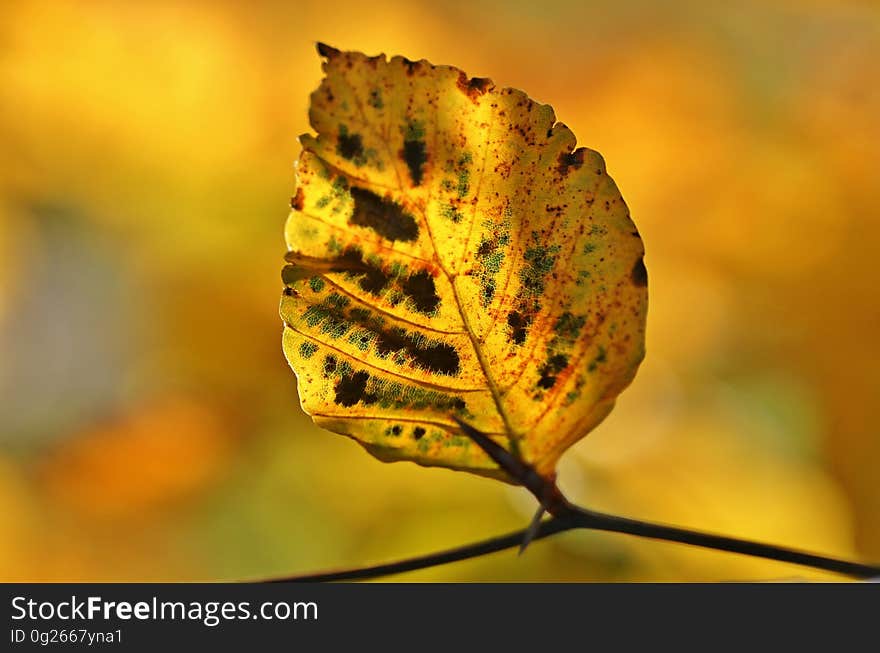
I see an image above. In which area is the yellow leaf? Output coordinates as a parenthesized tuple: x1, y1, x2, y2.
(281, 44, 647, 479)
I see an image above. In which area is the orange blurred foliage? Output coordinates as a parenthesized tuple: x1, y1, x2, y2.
(38, 399, 235, 520)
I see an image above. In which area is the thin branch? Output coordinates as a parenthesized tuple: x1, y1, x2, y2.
(263, 519, 572, 583)
(568, 508, 880, 578)
(263, 511, 880, 582)
(261, 418, 880, 582)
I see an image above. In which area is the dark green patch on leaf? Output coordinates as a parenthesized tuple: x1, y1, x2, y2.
(537, 353, 569, 390)
(506, 234, 561, 345)
(588, 346, 607, 373)
(368, 87, 384, 109)
(299, 341, 319, 359)
(441, 203, 463, 223)
(301, 295, 458, 375)
(323, 364, 469, 415)
(553, 312, 586, 340)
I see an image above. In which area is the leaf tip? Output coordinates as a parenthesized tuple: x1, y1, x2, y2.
(316, 42, 340, 59)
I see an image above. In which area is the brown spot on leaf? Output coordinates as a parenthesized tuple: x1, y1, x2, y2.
(294, 247, 443, 316)
(402, 57, 419, 75)
(337, 130, 364, 161)
(350, 187, 419, 242)
(402, 139, 427, 186)
(318, 247, 393, 295)
(374, 326, 460, 375)
(558, 148, 585, 175)
(281, 264, 300, 286)
(506, 310, 532, 345)
(291, 188, 305, 211)
(631, 258, 648, 287)
(537, 354, 569, 390)
(476, 240, 495, 258)
(413, 427, 426, 440)
(401, 270, 440, 315)
(334, 370, 377, 407)
(456, 72, 493, 102)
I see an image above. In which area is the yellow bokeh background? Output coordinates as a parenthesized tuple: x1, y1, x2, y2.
(1, 0, 878, 581)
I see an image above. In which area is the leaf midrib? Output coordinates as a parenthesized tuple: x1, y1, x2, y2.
(325, 60, 520, 452)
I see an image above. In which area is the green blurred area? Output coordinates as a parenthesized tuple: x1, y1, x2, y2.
(1, 0, 878, 581)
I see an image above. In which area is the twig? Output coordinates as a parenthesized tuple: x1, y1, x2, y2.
(263, 519, 571, 583)
(263, 510, 879, 582)
(262, 418, 880, 582)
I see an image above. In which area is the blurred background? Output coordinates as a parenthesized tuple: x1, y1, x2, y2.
(1, 0, 878, 581)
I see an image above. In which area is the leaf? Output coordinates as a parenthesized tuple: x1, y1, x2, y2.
(280, 44, 647, 480)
